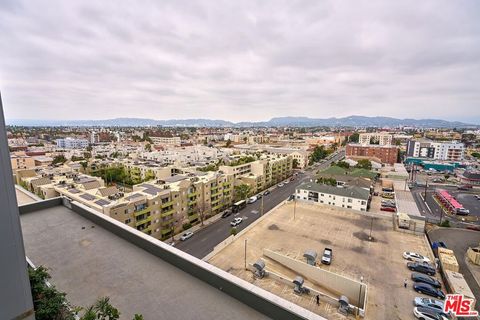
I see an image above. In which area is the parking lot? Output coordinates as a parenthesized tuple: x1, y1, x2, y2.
(207, 201, 434, 319)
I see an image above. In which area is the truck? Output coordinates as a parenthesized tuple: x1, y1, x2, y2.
(321, 248, 333, 265)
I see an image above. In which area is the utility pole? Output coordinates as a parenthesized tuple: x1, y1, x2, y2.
(244, 239, 248, 270)
(368, 216, 374, 241)
(260, 196, 264, 216)
(424, 176, 428, 199)
(293, 197, 297, 220)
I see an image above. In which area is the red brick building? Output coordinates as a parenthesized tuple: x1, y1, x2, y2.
(346, 144, 398, 165)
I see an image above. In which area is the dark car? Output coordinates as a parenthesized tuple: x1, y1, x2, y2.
(411, 272, 441, 288)
(413, 283, 445, 299)
(221, 209, 232, 218)
(263, 190, 270, 196)
(407, 262, 436, 276)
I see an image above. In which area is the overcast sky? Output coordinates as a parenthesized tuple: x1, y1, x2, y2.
(1, 0, 479, 123)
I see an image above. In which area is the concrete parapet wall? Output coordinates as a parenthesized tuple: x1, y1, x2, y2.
(18, 197, 62, 214)
(264, 248, 367, 316)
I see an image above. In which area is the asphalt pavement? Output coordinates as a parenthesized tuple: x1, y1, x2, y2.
(428, 228, 480, 311)
(174, 150, 345, 258)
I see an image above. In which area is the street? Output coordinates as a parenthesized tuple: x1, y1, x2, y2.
(174, 150, 345, 258)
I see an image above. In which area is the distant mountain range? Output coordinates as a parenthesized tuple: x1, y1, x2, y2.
(6, 116, 478, 128)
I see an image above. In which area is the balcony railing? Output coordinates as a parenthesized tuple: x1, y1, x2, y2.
(133, 207, 150, 217)
(135, 216, 152, 227)
(161, 200, 174, 208)
(161, 209, 175, 218)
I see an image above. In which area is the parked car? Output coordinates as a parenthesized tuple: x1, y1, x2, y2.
(411, 272, 441, 288)
(456, 208, 470, 215)
(221, 209, 233, 218)
(283, 180, 289, 184)
(321, 248, 333, 265)
(407, 262, 436, 276)
(475, 195, 480, 200)
(277, 183, 284, 187)
(413, 307, 449, 320)
(381, 206, 396, 212)
(413, 283, 445, 299)
(403, 252, 431, 264)
(413, 298, 451, 318)
(414, 297, 444, 311)
(263, 190, 271, 196)
(247, 196, 257, 204)
(180, 232, 194, 241)
(458, 184, 473, 190)
(256, 193, 263, 199)
(230, 217, 243, 227)
(381, 203, 397, 208)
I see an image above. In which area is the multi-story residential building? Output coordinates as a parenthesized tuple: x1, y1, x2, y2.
(346, 144, 398, 165)
(406, 140, 465, 161)
(10, 153, 35, 171)
(295, 182, 370, 211)
(358, 132, 393, 146)
(219, 155, 293, 193)
(150, 136, 181, 146)
(56, 137, 89, 149)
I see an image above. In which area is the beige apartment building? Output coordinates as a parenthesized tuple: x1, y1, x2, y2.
(150, 136, 181, 146)
(10, 153, 35, 171)
(358, 132, 393, 146)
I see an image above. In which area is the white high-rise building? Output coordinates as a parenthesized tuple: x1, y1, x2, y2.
(56, 137, 89, 149)
(406, 140, 464, 161)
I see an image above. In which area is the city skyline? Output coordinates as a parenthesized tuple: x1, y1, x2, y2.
(1, 0, 479, 123)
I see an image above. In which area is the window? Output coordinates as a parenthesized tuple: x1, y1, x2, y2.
(361, 201, 366, 205)
(347, 205, 352, 209)
(125, 218, 131, 224)
(348, 198, 352, 203)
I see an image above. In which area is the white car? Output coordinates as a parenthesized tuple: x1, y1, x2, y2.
(413, 307, 449, 320)
(180, 232, 194, 241)
(230, 217, 243, 227)
(403, 252, 431, 264)
(247, 196, 257, 204)
(277, 183, 284, 187)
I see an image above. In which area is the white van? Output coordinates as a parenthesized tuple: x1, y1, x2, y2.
(247, 196, 257, 204)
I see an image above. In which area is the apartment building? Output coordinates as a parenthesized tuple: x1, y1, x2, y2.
(346, 144, 398, 165)
(10, 153, 35, 171)
(296, 182, 370, 211)
(358, 132, 393, 146)
(219, 155, 293, 193)
(406, 140, 465, 161)
(150, 136, 181, 146)
(56, 137, 89, 149)
(20, 164, 235, 241)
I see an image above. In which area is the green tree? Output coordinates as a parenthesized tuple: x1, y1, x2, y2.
(309, 146, 331, 164)
(234, 184, 251, 201)
(52, 155, 67, 165)
(145, 143, 152, 152)
(336, 160, 350, 169)
(29, 266, 76, 320)
(471, 152, 480, 158)
(349, 132, 359, 143)
(355, 159, 372, 170)
(230, 227, 238, 236)
(225, 139, 232, 148)
(292, 159, 299, 169)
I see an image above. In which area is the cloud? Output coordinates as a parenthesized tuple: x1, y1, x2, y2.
(0, 0, 479, 122)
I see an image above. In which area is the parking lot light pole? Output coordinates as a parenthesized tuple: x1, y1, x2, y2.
(244, 239, 247, 271)
(424, 177, 428, 199)
(293, 197, 297, 220)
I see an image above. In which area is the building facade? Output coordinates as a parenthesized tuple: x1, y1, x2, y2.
(56, 137, 89, 149)
(295, 182, 370, 211)
(358, 133, 393, 146)
(346, 144, 398, 165)
(406, 140, 465, 161)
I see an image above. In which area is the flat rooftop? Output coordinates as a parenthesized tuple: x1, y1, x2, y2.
(20, 206, 269, 320)
(208, 201, 432, 320)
